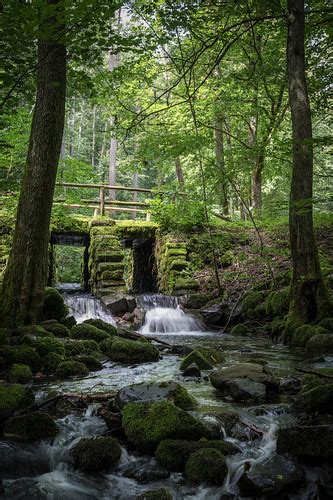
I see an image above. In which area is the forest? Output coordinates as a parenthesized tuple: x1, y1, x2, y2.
(0, 0, 332, 498)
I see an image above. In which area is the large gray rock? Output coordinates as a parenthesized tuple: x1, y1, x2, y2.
(115, 381, 197, 410)
(306, 334, 333, 352)
(103, 294, 128, 314)
(277, 425, 333, 458)
(226, 377, 266, 403)
(200, 303, 230, 326)
(239, 454, 305, 497)
(210, 362, 276, 392)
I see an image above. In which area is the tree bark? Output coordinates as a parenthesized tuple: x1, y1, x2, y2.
(214, 113, 228, 214)
(91, 105, 96, 167)
(251, 153, 264, 210)
(132, 171, 139, 220)
(175, 157, 185, 191)
(1, 3, 66, 327)
(287, 0, 330, 322)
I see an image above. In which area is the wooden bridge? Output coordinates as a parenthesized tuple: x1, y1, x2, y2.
(54, 182, 184, 219)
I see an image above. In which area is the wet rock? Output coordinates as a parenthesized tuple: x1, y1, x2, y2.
(122, 400, 210, 453)
(200, 303, 230, 326)
(155, 439, 239, 472)
(72, 436, 121, 473)
(306, 334, 333, 352)
(4, 412, 58, 441)
(230, 323, 248, 336)
(55, 360, 89, 378)
(238, 453, 305, 497)
(279, 376, 301, 394)
(97, 408, 122, 431)
(184, 448, 227, 485)
(103, 295, 128, 314)
(133, 306, 145, 329)
(0, 384, 34, 424)
(100, 336, 159, 364)
(124, 463, 170, 482)
(293, 381, 333, 414)
(182, 363, 201, 377)
(0, 442, 50, 479)
(43, 322, 71, 337)
(277, 425, 333, 458)
(182, 293, 210, 310)
(43, 287, 68, 321)
(8, 364, 32, 384)
(65, 339, 100, 356)
(13, 345, 43, 374)
(226, 377, 266, 403)
(115, 381, 197, 410)
(210, 362, 277, 393)
(72, 355, 102, 372)
(180, 347, 224, 372)
(138, 488, 173, 500)
(61, 315, 76, 329)
(213, 408, 241, 433)
(82, 318, 117, 336)
(126, 295, 137, 313)
(71, 323, 110, 343)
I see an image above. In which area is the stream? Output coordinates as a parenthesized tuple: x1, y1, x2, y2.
(1, 291, 331, 499)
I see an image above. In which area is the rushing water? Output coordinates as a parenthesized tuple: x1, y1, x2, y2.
(1, 293, 329, 499)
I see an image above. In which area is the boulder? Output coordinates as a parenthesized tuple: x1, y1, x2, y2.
(200, 303, 230, 326)
(183, 363, 201, 377)
(122, 400, 210, 453)
(0, 441, 50, 479)
(180, 347, 224, 371)
(43, 287, 68, 321)
(55, 360, 88, 378)
(100, 336, 159, 364)
(115, 381, 197, 410)
(72, 436, 121, 473)
(15, 346, 43, 374)
(103, 295, 128, 314)
(8, 364, 32, 384)
(210, 362, 276, 392)
(138, 489, 172, 500)
(185, 448, 227, 485)
(4, 412, 58, 441)
(71, 323, 110, 343)
(230, 323, 248, 336)
(133, 306, 145, 329)
(72, 355, 102, 372)
(226, 377, 266, 403)
(65, 339, 100, 356)
(32, 336, 65, 357)
(61, 315, 76, 329)
(292, 325, 329, 348)
(306, 334, 333, 352)
(293, 380, 333, 414)
(43, 322, 70, 337)
(82, 318, 117, 336)
(42, 352, 64, 374)
(155, 439, 239, 472)
(277, 425, 333, 458)
(0, 384, 34, 424)
(238, 454, 305, 497)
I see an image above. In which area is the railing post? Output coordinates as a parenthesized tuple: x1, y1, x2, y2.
(99, 187, 105, 216)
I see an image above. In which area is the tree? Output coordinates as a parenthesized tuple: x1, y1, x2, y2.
(287, 0, 331, 322)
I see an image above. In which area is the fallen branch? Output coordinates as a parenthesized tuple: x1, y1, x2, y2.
(295, 367, 333, 379)
(211, 211, 232, 222)
(119, 327, 172, 347)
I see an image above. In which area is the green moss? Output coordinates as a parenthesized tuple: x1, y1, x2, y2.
(266, 287, 289, 317)
(15, 346, 43, 374)
(83, 319, 117, 336)
(73, 355, 102, 371)
(294, 381, 333, 414)
(55, 360, 88, 378)
(169, 259, 188, 271)
(184, 448, 227, 485)
(33, 336, 65, 357)
(8, 364, 32, 384)
(72, 436, 121, 473)
(65, 339, 100, 356)
(100, 336, 159, 364)
(156, 439, 238, 472)
(18, 325, 53, 338)
(230, 323, 248, 336)
(174, 276, 198, 291)
(306, 333, 333, 352)
(95, 251, 125, 263)
(220, 250, 234, 268)
(166, 383, 197, 410)
(242, 291, 266, 318)
(61, 316, 76, 329)
(4, 411, 58, 441)
(0, 384, 34, 423)
(180, 350, 213, 371)
(318, 318, 333, 332)
(44, 322, 71, 337)
(292, 325, 328, 348)
(0, 346, 18, 368)
(43, 287, 68, 321)
(43, 352, 64, 373)
(71, 323, 110, 343)
(122, 400, 210, 453)
(138, 489, 173, 500)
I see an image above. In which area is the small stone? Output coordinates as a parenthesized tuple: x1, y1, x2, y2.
(182, 363, 201, 377)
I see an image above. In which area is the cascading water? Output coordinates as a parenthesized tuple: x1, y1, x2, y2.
(64, 292, 116, 325)
(138, 294, 203, 334)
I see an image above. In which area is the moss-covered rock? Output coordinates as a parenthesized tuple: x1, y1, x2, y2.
(83, 318, 118, 336)
(100, 336, 159, 364)
(0, 384, 34, 423)
(294, 380, 333, 414)
(15, 346, 43, 374)
(155, 439, 239, 472)
(4, 411, 58, 441)
(266, 288, 289, 317)
(230, 323, 248, 336)
(8, 364, 32, 384)
(138, 489, 173, 500)
(44, 322, 71, 337)
(42, 352, 64, 373)
(72, 436, 121, 473)
(43, 287, 68, 321)
(242, 291, 266, 319)
(306, 333, 333, 352)
(180, 347, 224, 372)
(71, 323, 110, 343)
(73, 355, 102, 372)
(33, 336, 65, 357)
(17, 325, 52, 339)
(318, 317, 333, 332)
(292, 325, 328, 348)
(61, 316, 76, 329)
(122, 400, 210, 454)
(65, 339, 100, 356)
(277, 425, 333, 458)
(184, 448, 227, 485)
(0, 346, 17, 369)
(55, 360, 88, 378)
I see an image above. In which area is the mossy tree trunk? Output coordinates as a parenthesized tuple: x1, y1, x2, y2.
(287, 0, 330, 322)
(1, 1, 66, 327)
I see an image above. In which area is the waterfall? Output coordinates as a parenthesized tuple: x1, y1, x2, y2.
(64, 293, 116, 325)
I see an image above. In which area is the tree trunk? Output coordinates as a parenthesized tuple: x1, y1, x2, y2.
(1, 4, 66, 327)
(68, 99, 75, 157)
(132, 171, 139, 220)
(251, 153, 264, 211)
(214, 113, 228, 214)
(91, 105, 96, 167)
(175, 157, 185, 191)
(287, 0, 330, 322)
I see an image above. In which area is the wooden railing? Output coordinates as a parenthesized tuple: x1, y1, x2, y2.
(54, 182, 184, 218)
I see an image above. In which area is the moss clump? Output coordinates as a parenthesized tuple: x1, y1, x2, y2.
(180, 351, 213, 371)
(65, 339, 100, 356)
(73, 355, 102, 372)
(139, 489, 173, 500)
(17, 325, 52, 338)
(166, 383, 197, 410)
(100, 336, 159, 364)
(0, 346, 18, 369)
(122, 400, 209, 454)
(72, 436, 121, 473)
(83, 319, 117, 336)
(266, 288, 289, 317)
(43, 352, 64, 373)
(306, 333, 333, 352)
(230, 323, 248, 336)
(156, 439, 238, 472)
(55, 360, 88, 379)
(294, 380, 333, 414)
(44, 322, 71, 337)
(71, 323, 110, 343)
(4, 411, 58, 441)
(8, 364, 32, 384)
(184, 448, 227, 485)
(242, 291, 266, 318)
(0, 328, 8, 345)
(43, 287, 68, 321)
(33, 337, 65, 357)
(61, 316, 76, 329)
(292, 325, 328, 348)
(15, 346, 43, 374)
(318, 318, 333, 332)
(0, 384, 34, 423)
